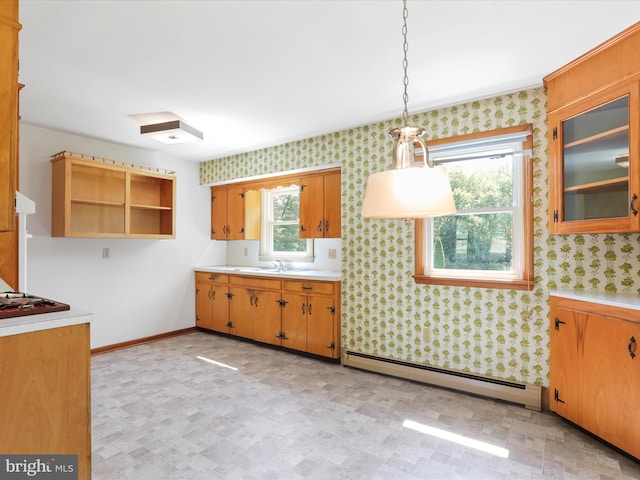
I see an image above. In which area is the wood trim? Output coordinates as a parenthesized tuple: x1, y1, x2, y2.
(413, 275, 534, 291)
(544, 23, 640, 113)
(426, 123, 532, 147)
(413, 132, 535, 291)
(544, 22, 640, 85)
(218, 167, 341, 193)
(91, 327, 197, 355)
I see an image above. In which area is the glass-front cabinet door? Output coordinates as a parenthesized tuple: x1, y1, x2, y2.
(549, 83, 640, 234)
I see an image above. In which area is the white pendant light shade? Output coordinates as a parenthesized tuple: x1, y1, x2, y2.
(362, 165, 456, 219)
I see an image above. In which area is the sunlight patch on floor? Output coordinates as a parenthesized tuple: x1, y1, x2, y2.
(402, 419, 509, 458)
(196, 355, 238, 370)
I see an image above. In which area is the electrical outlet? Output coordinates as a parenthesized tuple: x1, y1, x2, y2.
(328, 249, 337, 259)
(102, 247, 110, 259)
(422, 328, 432, 342)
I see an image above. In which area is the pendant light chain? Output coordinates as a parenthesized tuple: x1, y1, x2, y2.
(401, 0, 410, 126)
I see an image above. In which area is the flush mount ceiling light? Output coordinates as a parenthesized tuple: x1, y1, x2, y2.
(140, 120, 203, 145)
(362, 0, 456, 219)
(615, 153, 629, 168)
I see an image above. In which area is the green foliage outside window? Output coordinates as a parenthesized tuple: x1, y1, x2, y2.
(433, 159, 514, 271)
(272, 191, 307, 252)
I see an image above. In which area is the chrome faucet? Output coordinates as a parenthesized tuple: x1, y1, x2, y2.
(273, 260, 283, 272)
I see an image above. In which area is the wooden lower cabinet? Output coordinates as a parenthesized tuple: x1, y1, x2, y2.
(282, 279, 340, 358)
(195, 272, 230, 333)
(550, 295, 640, 459)
(195, 271, 341, 359)
(0, 322, 92, 479)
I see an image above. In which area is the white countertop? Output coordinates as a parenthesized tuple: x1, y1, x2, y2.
(551, 290, 640, 311)
(0, 309, 93, 337)
(195, 265, 342, 281)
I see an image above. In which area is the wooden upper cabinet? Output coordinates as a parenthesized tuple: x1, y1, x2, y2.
(210, 185, 245, 240)
(545, 22, 640, 234)
(51, 152, 176, 239)
(299, 169, 341, 239)
(0, 0, 20, 233)
(299, 174, 324, 237)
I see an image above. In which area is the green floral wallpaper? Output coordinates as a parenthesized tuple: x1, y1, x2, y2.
(201, 86, 639, 388)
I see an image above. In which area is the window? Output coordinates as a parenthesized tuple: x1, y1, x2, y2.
(259, 186, 313, 261)
(415, 125, 534, 290)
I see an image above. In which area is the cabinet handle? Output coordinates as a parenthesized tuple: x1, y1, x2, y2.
(631, 194, 638, 217)
(554, 317, 566, 331)
(211, 291, 216, 301)
(300, 225, 307, 232)
(308, 303, 312, 315)
(277, 331, 289, 340)
(250, 295, 254, 307)
(302, 303, 305, 314)
(254, 295, 259, 307)
(324, 220, 329, 233)
(317, 221, 323, 232)
(629, 336, 636, 359)
(553, 388, 565, 404)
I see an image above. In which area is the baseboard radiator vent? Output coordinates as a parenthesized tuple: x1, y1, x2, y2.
(342, 350, 541, 411)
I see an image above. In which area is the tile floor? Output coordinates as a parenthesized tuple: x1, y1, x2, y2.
(91, 332, 640, 479)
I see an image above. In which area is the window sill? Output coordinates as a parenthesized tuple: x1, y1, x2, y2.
(413, 275, 535, 291)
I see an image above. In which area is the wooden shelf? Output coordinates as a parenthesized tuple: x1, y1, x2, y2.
(564, 125, 628, 150)
(52, 151, 176, 239)
(564, 176, 628, 194)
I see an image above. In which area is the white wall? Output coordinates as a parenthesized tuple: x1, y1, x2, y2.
(223, 238, 342, 271)
(20, 124, 211, 348)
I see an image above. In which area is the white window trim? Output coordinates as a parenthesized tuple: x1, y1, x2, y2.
(259, 186, 314, 263)
(423, 134, 529, 282)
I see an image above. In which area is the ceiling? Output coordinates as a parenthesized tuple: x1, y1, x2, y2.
(17, 1, 640, 163)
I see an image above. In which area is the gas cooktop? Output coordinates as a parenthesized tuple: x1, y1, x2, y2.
(0, 292, 70, 319)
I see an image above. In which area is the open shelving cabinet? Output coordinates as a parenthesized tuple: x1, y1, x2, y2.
(51, 151, 176, 239)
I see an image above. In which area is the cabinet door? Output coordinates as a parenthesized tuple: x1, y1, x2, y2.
(252, 289, 282, 346)
(581, 314, 640, 458)
(323, 172, 341, 238)
(211, 186, 228, 239)
(549, 306, 582, 424)
(210, 284, 231, 333)
(281, 293, 308, 352)
(227, 186, 246, 240)
(195, 282, 213, 330)
(306, 295, 336, 357)
(229, 287, 254, 339)
(549, 82, 640, 233)
(299, 175, 324, 238)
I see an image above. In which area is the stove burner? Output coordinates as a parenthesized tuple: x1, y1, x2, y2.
(0, 292, 70, 319)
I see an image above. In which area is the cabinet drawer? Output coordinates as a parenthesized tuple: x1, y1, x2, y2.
(230, 275, 282, 290)
(195, 272, 229, 284)
(283, 280, 335, 295)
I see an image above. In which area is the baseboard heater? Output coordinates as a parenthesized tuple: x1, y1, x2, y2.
(342, 350, 541, 411)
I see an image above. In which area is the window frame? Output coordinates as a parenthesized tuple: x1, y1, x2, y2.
(414, 124, 534, 290)
(259, 185, 314, 262)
